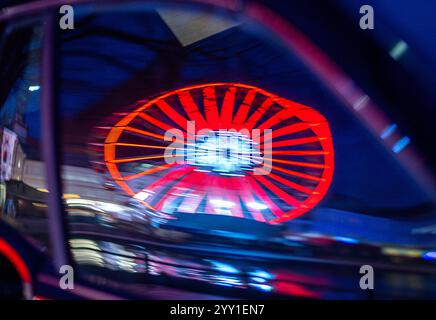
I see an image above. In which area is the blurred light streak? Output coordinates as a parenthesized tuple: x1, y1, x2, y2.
(69, 239, 100, 251)
(249, 283, 273, 292)
(273, 282, 318, 299)
(250, 276, 267, 283)
(247, 201, 268, 210)
(62, 193, 80, 199)
(352, 95, 369, 111)
(382, 246, 423, 258)
(205, 259, 239, 274)
(389, 41, 409, 60)
(332, 236, 359, 244)
(422, 251, 436, 261)
(32, 202, 47, 208)
(134, 191, 151, 201)
(248, 269, 274, 280)
(380, 124, 397, 139)
(392, 136, 410, 153)
(210, 199, 235, 208)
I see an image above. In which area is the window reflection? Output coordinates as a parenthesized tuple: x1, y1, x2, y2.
(0, 18, 50, 252)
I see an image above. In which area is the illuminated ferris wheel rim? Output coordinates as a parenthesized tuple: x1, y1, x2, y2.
(117, 82, 323, 116)
(104, 82, 334, 224)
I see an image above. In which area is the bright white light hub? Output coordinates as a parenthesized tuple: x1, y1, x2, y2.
(187, 130, 259, 175)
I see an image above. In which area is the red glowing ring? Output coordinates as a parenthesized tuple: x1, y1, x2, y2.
(0, 238, 32, 297)
(104, 83, 334, 223)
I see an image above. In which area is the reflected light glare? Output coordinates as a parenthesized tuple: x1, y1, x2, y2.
(212, 275, 242, 287)
(247, 202, 268, 210)
(422, 251, 436, 261)
(32, 202, 47, 208)
(63, 193, 81, 199)
(134, 191, 150, 201)
(249, 283, 273, 292)
(332, 236, 359, 244)
(248, 269, 273, 280)
(190, 131, 257, 174)
(392, 136, 410, 154)
(210, 199, 235, 208)
(389, 40, 408, 60)
(66, 198, 126, 214)
(380, 124, 397, 139)
(28, 85, 40, 91)
(206, 260, 239, 274)
(251, 276, 267, 283)
(98, 202, 124, 212)
(72, 249, 104, 267)
(69, 239, 100, 251)
(353, 95, 369, 111)
(382, 247, 423, 258)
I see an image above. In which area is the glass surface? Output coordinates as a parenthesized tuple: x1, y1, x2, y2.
(54, 1, 436, 298)
(0, 16, 50, 253)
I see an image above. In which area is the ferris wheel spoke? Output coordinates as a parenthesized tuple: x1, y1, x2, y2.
(265, 150, 328, 156)
(244, 97, 274, 130)
(111, 142, 182, 150)
(252, 174, 301, 208)
(272, 158, 328, 169)
(123, 126, 166, 141)
(132, 166, 194, 200)
(156, 99, 190, 131)
(138, 112, 178, 131)
(122, 163, 172, 181)
(233, 89, 256, 126)
(262, 122, 320, 142)
(263, 162, 323, 182)
(178, 90, 208, 129)
(219, 86, 236, 128)
(203, 86, 220, 127)
(263, 136, 326, 148)
(253, 110, 292, 135)
(253, 169, 314, 195)
(109, 154, 168, 164)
